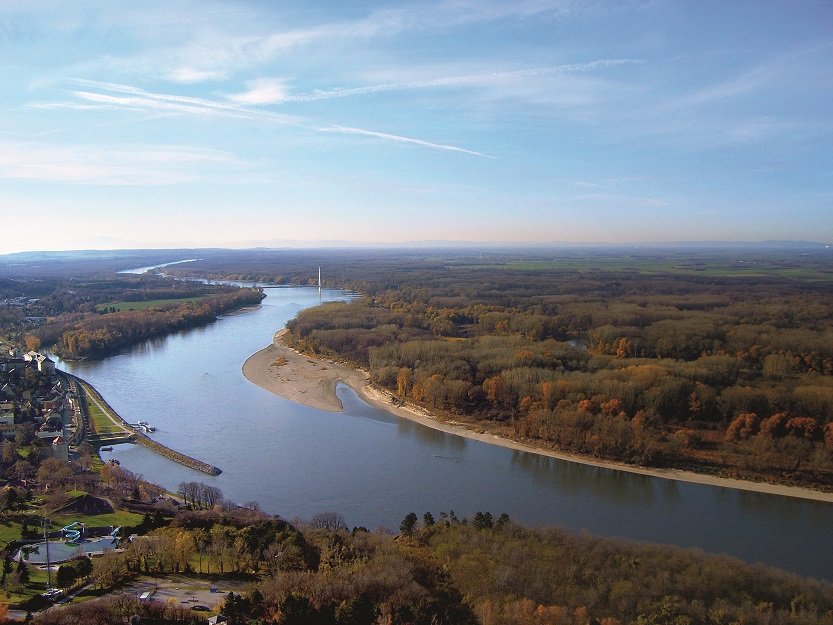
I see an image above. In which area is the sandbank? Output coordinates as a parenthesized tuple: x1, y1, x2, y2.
(242, 330, 367, 412)
(242, 332, 833, 504)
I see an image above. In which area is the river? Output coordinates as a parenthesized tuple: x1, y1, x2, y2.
(57, 285, 833, 581)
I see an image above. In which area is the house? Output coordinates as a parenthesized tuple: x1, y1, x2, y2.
(23, 351, 54, 373)
(0, 403, 14, 437)
(49, 436, 68, 461)
(36, 413, 64, 439)
(0, 357, 24, 373)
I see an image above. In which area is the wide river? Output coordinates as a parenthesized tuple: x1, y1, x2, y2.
(58, 285, 833, 581)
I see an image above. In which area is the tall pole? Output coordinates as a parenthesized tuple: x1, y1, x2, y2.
(42, 518, 52, 592)
(318, 267, 321, 292)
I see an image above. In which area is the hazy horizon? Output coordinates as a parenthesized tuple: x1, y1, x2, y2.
(2, 1, 831, 254)
(2, 239, 831, 260)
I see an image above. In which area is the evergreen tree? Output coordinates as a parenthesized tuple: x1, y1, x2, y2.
(16, 560, 29, 584)
(495, 512, 511, 528)
(276, 594, 318, 625)
(335, 594, 377, 625)
(399, 512, 418, 536)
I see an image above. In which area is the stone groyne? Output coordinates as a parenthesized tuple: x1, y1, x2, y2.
(64, 373, 222, 476)
(131, 430, 222, 476)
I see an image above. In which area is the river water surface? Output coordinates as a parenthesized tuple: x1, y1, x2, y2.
(58, 285, 833, 580)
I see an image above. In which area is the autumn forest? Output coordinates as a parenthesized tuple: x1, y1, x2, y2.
(233, 248, 833, 491)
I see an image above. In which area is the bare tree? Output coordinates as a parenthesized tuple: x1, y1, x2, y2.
(203, 485, 223, 508)
(310, 511, 347, 531)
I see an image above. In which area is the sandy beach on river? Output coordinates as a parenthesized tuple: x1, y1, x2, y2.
(242, 330, 833, 504)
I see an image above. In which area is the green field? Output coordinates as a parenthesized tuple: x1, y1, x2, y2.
(0, 517, 22, 548)
(49, 510, 144, 529)
(456, 253, 833, 280)
(0, 506, 144, 606)
(86, 398, 120, 435)
(96, 296, 207, 312)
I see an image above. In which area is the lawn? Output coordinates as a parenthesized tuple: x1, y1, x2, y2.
(50, 510, 144, 529)
(0, 518, 21, 548)
(85, 398, 119, 435)
(455, 253, 833, 280)
(0, 506, 141, 607)
(96, 296, 207, 313)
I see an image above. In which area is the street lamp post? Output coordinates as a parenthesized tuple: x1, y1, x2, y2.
(42, 518, 52, 592)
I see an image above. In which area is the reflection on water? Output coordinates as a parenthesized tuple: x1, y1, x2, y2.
(58, 286, 833, 581)
(395, 418, 467, 454)
(661, 479, 683, 505)
(510, 451, 658, 506)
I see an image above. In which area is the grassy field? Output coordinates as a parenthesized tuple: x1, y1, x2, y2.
(96, 296, 207, 313)
(0, 517, 21, 548)
(0, 506, 144, 607)
(455, 253, 833, 280)
(86, 398, 120, 435)
(49, 510, 144, 529)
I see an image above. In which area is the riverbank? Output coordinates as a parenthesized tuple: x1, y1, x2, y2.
(242, 330, 367, 412)
(242, 332, 833, 504)
(67, 373, 222, 476)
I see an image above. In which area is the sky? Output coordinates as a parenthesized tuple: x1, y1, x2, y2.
(1, 0, 831, 253)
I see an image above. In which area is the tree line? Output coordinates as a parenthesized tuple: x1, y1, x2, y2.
(53, 287, 264, 359)
(275, 253, 833, 489)
(31, 506, 833, 625)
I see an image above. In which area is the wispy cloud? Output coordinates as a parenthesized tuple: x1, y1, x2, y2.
(0, 139, 244, 185)
(319, 126, 494, 158)
(677, 65, 774, 109)
(167, 68, 229, 84)
(276, 59, 640, 103)
(69, 80, 301, 123)
(51, 80, 493, 157)
(228, 78, 291, 105)
(65, 0, 593, 87)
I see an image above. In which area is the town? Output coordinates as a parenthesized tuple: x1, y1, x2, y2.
(1, 348, 71, 463)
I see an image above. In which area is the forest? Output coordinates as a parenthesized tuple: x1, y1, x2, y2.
(2, 247, 833, 623)
(156, 246, 833, 490)
(0, 270, 264, 360)
(283, 258, 833, 488)
(3, 362, 828, 625)
(26, 506, 833, 625)
(52, 287, 264, 359)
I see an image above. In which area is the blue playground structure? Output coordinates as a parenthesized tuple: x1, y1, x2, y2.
(17, 523, 124, 565)
(62, 521, 85, 545)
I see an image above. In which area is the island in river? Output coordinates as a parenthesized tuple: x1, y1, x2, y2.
(243, 330, 833, 505)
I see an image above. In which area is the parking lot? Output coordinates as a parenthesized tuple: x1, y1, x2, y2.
(124, 574, 250, 612)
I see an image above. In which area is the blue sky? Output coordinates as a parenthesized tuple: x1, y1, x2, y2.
(1, 0, 831, 252)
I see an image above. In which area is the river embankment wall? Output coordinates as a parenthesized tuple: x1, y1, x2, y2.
(63, 372, 222, 476)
